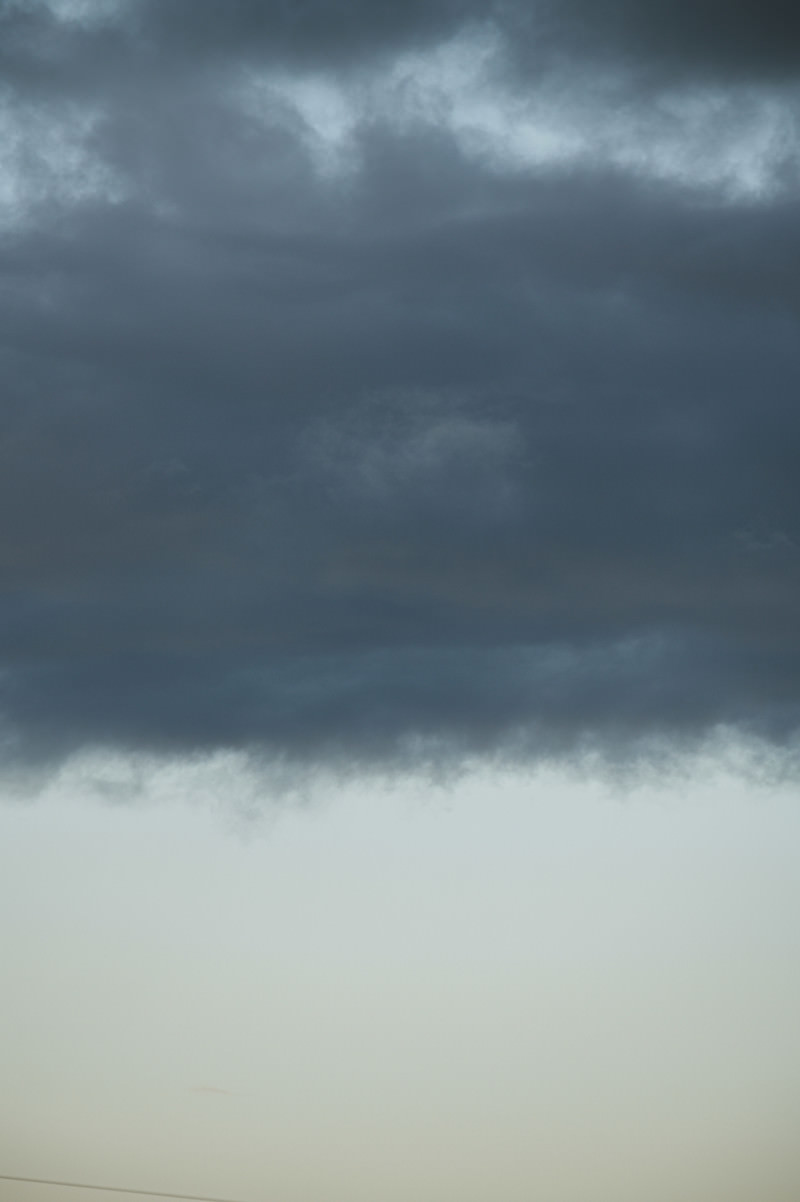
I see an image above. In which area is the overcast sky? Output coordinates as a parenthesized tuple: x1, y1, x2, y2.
(1, 1, 800, 1199)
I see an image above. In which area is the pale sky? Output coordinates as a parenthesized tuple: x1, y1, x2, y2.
(2, 754, 800, 1202)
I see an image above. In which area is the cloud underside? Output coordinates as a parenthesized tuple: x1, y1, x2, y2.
(1, 1, 799, 771)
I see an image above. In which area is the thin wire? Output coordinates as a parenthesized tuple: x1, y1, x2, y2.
(0, 1176, 246, 1202)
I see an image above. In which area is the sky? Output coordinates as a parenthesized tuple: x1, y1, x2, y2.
(1, 1, 800, 1199)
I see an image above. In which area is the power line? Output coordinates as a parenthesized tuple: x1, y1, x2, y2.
(0, 1176, 246, 1202)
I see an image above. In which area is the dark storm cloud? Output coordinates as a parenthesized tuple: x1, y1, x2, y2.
(126, 0, 800, 80)
(1, 2, 799, 770)
(537, 0, 800, 82)
(6, 0, 800, 92)
(123, 0, 800, 84)
(134, 0, 482, 65)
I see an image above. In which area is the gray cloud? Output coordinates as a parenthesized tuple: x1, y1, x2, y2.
(1, 2, 799, 772)
(113, 0, 800, 82)
(6, 1, 800, 94)
(535, 0, 800, 82)
(112, 0, 800, 85)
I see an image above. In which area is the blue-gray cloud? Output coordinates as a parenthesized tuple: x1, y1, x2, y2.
(1, 2, 799, 771)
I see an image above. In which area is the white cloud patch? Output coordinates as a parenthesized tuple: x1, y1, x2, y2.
(238, 29, 800, 200)
(0, 96, 124, 228)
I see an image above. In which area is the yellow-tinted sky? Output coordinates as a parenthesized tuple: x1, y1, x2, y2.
(2, 757, 799, 1202)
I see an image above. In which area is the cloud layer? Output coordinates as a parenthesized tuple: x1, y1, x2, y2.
(1, 0, 799, 770)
